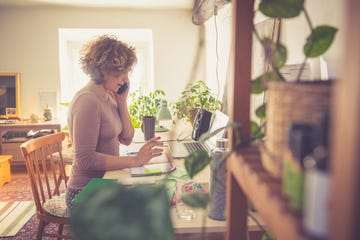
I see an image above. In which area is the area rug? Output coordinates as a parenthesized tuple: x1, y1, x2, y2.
(0, 175, 70, 239)
(0, 201, 35, 237)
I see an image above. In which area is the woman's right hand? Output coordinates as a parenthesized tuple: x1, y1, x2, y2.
(134, 136, 164, 167)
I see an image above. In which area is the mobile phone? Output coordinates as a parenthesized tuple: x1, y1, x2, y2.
(117, 83, 128, 94)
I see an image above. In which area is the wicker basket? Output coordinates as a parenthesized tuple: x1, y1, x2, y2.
(261, 80, 333, 178)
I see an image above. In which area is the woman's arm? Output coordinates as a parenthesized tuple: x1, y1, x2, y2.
(105, 136, 164, 170)
(71, 93, 162, 172)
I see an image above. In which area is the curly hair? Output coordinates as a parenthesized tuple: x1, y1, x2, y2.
(80, 35, 137, 84)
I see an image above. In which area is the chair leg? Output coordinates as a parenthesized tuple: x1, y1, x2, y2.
(57, 223, 64, 240)
(36, 219, 46, 240)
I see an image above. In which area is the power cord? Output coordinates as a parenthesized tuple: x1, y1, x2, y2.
(214, 4, 221, 99)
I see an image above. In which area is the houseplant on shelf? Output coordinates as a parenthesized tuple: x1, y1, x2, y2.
(171, 80, 221, 124)
(249, 0, 338, 178)
(182, 0, 338, 238)
(128, 89, 167, 128)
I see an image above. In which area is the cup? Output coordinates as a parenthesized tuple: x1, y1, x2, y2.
(141, 116, 156, 140)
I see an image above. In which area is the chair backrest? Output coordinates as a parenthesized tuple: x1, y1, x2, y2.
(20, 132, 68, 214)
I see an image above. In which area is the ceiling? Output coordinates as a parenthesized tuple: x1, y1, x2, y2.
(0, 0, 194, 9)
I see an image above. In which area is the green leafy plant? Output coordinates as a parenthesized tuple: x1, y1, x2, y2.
(71, 182, 174, 240)
(251, 0, 338, 125)
(171, 80, 221, 123)
(183, 3, 338, 239)
(128, 89, 166, 128)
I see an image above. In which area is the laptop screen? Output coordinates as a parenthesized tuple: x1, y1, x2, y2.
(205, 110, 229, 149)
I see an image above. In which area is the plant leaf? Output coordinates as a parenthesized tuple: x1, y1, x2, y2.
(252, 76, 266, 94)
(263, 38, 287, 69)
(184, 150, 211, 179)
(251, 121, 265, 140)
(273, 42, 287, 68)
(255, 104, 266, 119)
(252, 71, 282, 94)
(198, 122, 240, 143)
(71, 183, 174, 240)
(259, 0, 304, 18)
(182, 192, 210, 209)
(304, 25, 338, 58)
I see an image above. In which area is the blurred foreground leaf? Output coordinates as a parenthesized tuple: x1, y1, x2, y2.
(182, 192, 210, 209)
(184, 150, 211, 179)
(71, 183, 174, 240)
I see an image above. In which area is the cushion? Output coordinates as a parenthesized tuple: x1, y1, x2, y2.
(52, 149, 73, 164)
(43, 194, 69, 218)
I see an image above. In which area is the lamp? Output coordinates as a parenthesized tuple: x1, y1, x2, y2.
(155, 100, 172, 132)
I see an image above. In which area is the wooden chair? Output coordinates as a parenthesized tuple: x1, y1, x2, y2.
(20, 132, 71, 240)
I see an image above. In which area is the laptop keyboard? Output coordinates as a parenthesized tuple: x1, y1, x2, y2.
(184, 142, 207, 153)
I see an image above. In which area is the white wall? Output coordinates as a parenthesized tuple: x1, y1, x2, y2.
(0, 5, 204, 121)
(283, 0, 345, 78)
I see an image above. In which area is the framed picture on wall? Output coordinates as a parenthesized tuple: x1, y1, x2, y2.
(0, 73, 21, 119)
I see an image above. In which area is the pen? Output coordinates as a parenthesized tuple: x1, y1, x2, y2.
(127, 151, 138, 156)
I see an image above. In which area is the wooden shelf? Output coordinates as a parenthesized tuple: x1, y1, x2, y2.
(227, 0, 360, 240)
(227, 145, 308, 240)
(0, 121, 61, 165)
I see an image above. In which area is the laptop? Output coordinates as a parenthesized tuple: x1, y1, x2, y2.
(168, 110, 229, 158)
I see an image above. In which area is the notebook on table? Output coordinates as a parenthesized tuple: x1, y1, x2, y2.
(168, 110, 229, 158)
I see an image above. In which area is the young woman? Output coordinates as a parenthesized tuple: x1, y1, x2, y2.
(65, 35, 163, 212)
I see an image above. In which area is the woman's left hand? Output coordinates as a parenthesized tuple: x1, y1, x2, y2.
(134, 136, 164, 166)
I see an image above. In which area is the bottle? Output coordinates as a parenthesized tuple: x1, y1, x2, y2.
(43, 105, 53, 121)
(282, 123, 315, 212)
(303, 113, 330, 240)
(208, 138, 228, 221)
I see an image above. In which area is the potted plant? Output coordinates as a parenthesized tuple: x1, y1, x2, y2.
(171, 80, 221, 123)
(128, 89, 166, 128)
(249, 0, 338, 178)
(182, 1, 338, 239)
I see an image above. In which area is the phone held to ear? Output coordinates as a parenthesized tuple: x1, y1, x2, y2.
(117, 83, 128, 94)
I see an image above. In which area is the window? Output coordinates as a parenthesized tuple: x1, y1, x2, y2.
(58, 28, 154, 125)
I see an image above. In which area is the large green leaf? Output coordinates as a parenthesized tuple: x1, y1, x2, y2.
(198, 123, 239, 143)
(259, 0, 304, 18)
(304, 25, 338, 58)
(184, 150, 211, 179)
(263, 38, 287, 69)
(71, 183, 174, 240)
(251, 121, 265, 140)
(182, 192, 210, 209)
(252, 75, 266, 94)
(272, 42, 287, 68)
(255, 104, 266, 119)
(252, 71, 282, 94)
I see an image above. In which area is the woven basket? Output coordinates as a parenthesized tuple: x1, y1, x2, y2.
(261, 80, 333, 178)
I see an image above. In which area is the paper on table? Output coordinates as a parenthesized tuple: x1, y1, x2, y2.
(130, 154, 176, 176)
(147, 154, 169, 164)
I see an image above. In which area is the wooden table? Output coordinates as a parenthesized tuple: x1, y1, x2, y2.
(103, 125, 263, 240)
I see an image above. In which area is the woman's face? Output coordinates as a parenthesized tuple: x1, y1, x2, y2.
(103, 71, 129, 93)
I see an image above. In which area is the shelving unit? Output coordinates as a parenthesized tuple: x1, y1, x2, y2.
(227, 147, 308, 240)
(0, 121, 61, 166)
(226, 0, 360, 240)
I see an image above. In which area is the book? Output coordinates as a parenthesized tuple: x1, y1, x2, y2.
(73, 178, 116, 204)
(129, 154, 176, 177)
